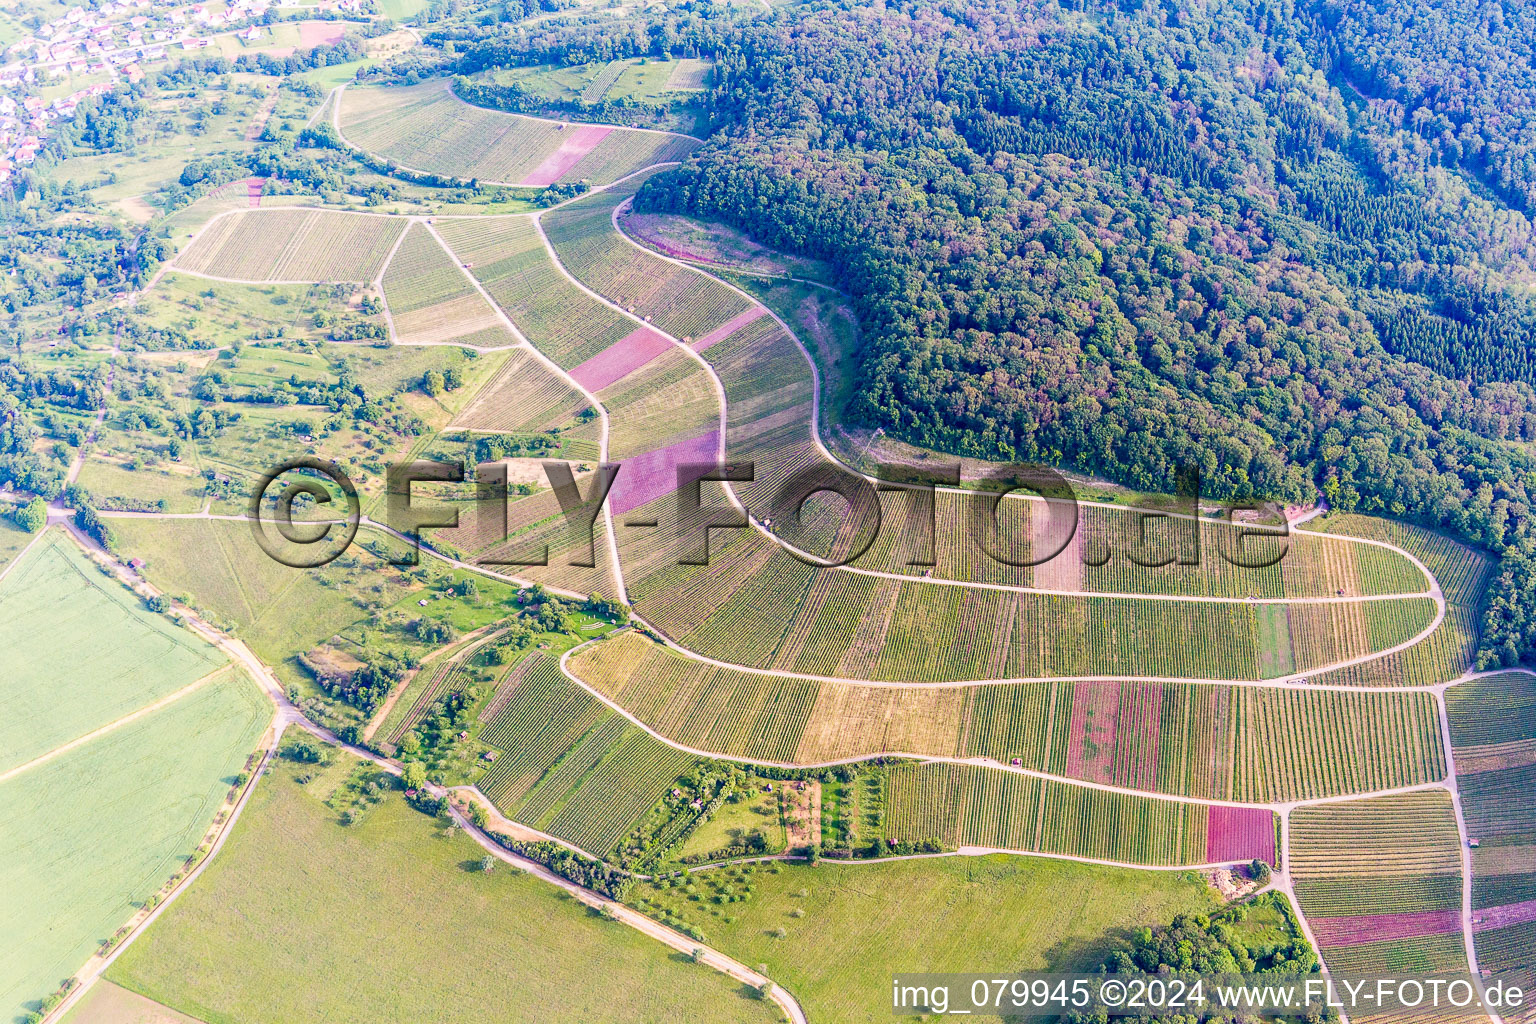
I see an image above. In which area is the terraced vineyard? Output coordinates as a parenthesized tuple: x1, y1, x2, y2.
(1310, 516, 1492, 686)
(627, 533, 1438, 682)
(477, 665, 694, 855)
(337, 81, 697, 186)
(569, 631, 1446, 800)
(1447, 670, 1536, 982)
(124, 103, 1536, 1024)
(449, 348, 592, 434)
(176, 209, 407, 282)
(379, 224, 517, 346)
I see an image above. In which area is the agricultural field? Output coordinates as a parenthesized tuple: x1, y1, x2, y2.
(106, 747, 778, 1024)
(543, 180, 762, 344)
(336, 81, 697, 186)
(0, 533, 268, 1020)
(628, 531, 1436, 682)
(569, 630, 1448, 801)
(1290, 792, 1470, 975)
(449, 348, 592, 433)
(629, 855, 1219, 1024)
(0, 534, 227, 773)
(1448, 673, 1536, 920)
(1308, 516, 1493, 685)
(879, 762, 1269, 866)
(1, 667, 267, 1021)
(379, 223, 518, 346)
(434, 215, 637, 368)
(175, 209, 408, 283)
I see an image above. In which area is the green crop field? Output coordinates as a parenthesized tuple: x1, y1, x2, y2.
(337, 81, 696, 185)
(176, 210, 407, 283)
(0, 534, 227, 773)
(380, 223, 517, 346)
(1, 666, 267, 1020)
(107, 749, 777, 1024)
(630, 854, 1218, 1024)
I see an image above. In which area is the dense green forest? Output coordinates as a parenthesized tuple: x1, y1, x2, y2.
(623, 0, 1536, 668)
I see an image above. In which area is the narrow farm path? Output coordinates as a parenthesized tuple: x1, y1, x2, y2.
(0, 667, 222, 786)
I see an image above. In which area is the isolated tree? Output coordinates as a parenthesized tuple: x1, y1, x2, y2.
(401, 761, 427, 791)
(480, 855, 495, 873)
(12, 496, 46, 533)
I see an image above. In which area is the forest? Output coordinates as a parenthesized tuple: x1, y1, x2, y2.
(622, 0, 1536, 668)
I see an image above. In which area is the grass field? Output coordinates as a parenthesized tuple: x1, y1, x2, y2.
(105, 519, 413, 696)
(0, 514, 36, 574)
(630, 855, 1219, 1024)
(107, 748, 775, 1024)
(176, 210, 407, 283)
(0, 534, 228, 773)
(1, 666, 267, 1020)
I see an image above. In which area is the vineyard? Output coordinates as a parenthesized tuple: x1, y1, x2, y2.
(625, 528, 1437, 682)
(1308, 516, 1493, 685)
(542, 179, 761, 343)
(597, 346, 721, 461)
(1445, 672, 1536, 921)
(881, 762, 1243, 866)
(1289, 792, 1468, 974)
(382, 628, 506, 748)
(381, 224, 515, 346)
(434, 216, 634, 368)
(568, 631, 1446, 800)
(176, 210, 406, 283)
(449, 349, 592, 434)
(337, 81, 696, 186)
